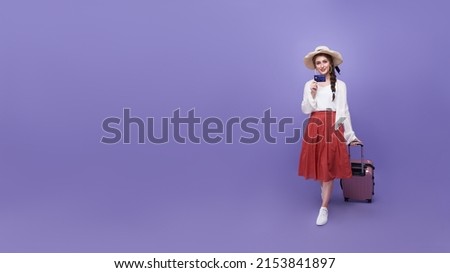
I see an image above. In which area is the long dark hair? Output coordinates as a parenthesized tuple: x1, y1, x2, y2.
(313, 53, 337, 101)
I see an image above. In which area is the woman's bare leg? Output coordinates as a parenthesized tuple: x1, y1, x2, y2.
(316, 180, 333, 226)
(321, 180, 333, 208)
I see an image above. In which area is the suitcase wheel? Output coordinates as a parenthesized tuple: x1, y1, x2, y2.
(367, 199, 372, 203)
(344, 197, 349, 202)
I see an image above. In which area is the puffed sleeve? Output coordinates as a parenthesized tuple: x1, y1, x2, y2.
(301, 80, 317, 114)
(337, 81, 357, 144)
(343, 101, 357, 144)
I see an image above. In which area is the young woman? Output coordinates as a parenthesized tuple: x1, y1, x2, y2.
(298, 46, 362, 226)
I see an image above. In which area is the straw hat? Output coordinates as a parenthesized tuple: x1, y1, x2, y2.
(304, 46, 343, 70)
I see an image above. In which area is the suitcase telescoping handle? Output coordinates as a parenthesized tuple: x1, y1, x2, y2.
(348, 143, 364, 175)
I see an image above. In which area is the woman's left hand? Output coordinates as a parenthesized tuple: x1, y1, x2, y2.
(350, 139, 363, 146)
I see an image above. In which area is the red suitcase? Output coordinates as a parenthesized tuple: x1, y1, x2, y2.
(340, 144, 375, 203)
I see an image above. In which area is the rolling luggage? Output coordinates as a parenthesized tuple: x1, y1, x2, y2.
(340, 144, 375, 203)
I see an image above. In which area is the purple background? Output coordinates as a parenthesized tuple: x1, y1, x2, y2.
(1, 0, 449, 252)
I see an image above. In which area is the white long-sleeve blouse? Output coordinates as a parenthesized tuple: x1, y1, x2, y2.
(301, 79, 358, 144)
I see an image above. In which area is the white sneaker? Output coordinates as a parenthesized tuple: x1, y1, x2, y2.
(316, 207, 328, 226)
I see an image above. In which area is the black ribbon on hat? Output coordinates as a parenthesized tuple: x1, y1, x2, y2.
(335, 66, 341, 74)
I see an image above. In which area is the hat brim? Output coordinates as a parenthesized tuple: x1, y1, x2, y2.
(304, 48, 343, 70)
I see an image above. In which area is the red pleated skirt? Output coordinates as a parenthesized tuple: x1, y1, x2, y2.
(298, 111, 352, 182)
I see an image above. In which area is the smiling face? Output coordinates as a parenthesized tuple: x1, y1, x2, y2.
(313, 54, 333, 75)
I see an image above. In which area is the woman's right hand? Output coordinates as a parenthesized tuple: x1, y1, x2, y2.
(310, 81, 318, 98)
